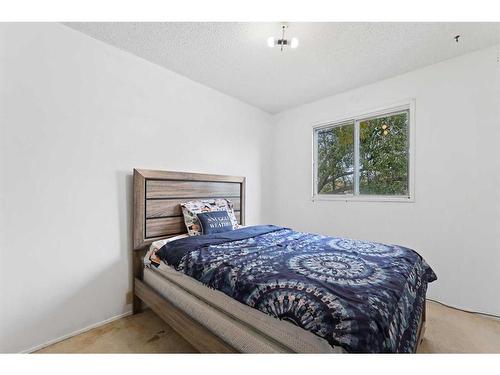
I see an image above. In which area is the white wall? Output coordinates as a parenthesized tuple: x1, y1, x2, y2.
(0, 23, 272, 353)
(1, 23, 498, 353)
(264, 45, 500, 316)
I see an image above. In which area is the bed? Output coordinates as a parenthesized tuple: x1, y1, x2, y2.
(132, 169, 436, 353)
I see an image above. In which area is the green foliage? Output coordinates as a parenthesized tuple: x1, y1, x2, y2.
(317, 123, 354, 194)
(317, 112, 408, 196)
(359, 113, 408, 195)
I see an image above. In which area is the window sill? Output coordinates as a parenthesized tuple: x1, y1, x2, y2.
(312, 195, 415, 203)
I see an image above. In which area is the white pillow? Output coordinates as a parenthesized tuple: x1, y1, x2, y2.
(144, 234, 189, 267)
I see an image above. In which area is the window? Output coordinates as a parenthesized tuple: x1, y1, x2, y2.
(313, 104, 413, 201)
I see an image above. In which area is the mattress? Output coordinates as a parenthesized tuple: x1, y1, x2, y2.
(143, 264, 342, 353)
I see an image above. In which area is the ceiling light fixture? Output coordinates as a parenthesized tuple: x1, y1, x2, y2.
(267, 24, 299, 51)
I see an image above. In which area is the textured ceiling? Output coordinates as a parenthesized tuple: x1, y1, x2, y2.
(64, 22, 500, 113)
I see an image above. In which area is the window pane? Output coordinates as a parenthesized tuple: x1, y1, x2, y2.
(316, 123, 354, 194)
(359, 111, 409, 196)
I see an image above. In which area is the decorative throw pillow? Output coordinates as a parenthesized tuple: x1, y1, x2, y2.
(197, 211, 234, 235)
(181, 198, 238, 236)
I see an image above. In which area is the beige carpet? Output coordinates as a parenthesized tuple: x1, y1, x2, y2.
(36, 301, 499, 353)
(37, 309, 197, 353)
(418, 301, 499, 353)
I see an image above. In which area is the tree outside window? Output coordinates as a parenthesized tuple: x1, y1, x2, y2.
(315, 108, 410, 199)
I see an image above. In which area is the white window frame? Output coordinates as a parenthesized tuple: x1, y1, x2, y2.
(312, 100, 415, 203)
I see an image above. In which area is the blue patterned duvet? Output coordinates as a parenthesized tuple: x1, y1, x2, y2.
(156, 225, 437, 353)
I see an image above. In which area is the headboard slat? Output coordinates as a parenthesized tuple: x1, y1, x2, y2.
(146, 197, 241, 219)
(145, 211, 241, 238)
(146, 217, 186, 238)
(146, 180, 240, 199)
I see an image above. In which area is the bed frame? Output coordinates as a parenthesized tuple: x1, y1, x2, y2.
(132, 168, 426, 353)
(132, 169, 245, 352)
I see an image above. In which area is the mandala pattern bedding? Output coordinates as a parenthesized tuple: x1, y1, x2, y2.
(155, 225, 437, 353)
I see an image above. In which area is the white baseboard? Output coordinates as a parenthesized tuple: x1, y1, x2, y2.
(22, 310, 133, 353)
(20, 299, 497, 353)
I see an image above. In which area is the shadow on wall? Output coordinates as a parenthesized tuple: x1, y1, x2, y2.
(1, 170, 135, 353)
(117, 170, 134, 298)
(21, 260, 129, 353)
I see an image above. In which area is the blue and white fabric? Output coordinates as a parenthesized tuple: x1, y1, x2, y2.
(156, 225, 437, 353)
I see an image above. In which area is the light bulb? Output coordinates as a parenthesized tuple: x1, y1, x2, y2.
(290, 37, 299, 49)
(267, 37, 275, 48)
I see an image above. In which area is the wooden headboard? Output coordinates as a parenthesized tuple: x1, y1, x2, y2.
(133, 169, 246, 250)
